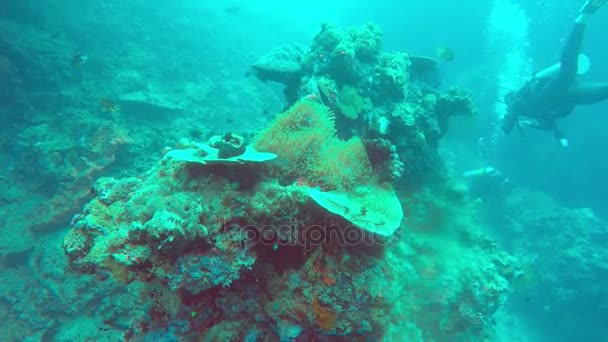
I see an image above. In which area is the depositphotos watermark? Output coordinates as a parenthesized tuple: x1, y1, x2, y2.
(212, 216, 399, 251)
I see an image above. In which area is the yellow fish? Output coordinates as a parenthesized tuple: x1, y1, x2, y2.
(436, 46, 455, 62)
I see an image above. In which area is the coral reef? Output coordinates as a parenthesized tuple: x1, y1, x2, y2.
(62, 97, 520, 340)
(250, 22, 476, 188)
(485, 188, 608, 340)
(254, 98, 374, 191)
(0, 4, 521, 340)
(0, 4, 277, 338)
(250, 44, 308, 85)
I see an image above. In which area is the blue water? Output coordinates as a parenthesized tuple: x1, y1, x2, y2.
(1, 0, 607, 341)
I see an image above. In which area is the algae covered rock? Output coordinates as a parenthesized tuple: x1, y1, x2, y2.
(250, 44, 308, 84)
(61, 95, 520, 341)
(63, 171, 256, 295)
(208, 132, 246, 158)
(350, 22, 383, 62)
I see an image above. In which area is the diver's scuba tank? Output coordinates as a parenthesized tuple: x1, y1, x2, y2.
(533, 54, 591, 79)
(462, 167, 497, 178)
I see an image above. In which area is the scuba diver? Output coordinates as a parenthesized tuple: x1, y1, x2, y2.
(462, 166, 513, 207)
(502, 0, 608, 147)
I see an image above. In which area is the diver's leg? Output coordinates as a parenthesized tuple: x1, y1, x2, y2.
(555, 24, 586, 87)
(570, 82, 608, 104)
(549, 2, 605, 89)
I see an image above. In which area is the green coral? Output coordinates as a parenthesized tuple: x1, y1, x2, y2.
(337, 84, 373, 120)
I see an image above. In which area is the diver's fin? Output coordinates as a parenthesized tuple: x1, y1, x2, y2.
(580, 0, 607, 15)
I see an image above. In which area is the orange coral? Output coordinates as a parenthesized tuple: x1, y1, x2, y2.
(313, 255, 337, 286)
(254, 98, 335, 170)
(254, 99, 373, 190)
(312, 297, 337, 331)
(104, 259, 132, 283)
(321, 273, 336, 286)
(312, 136, 373, 190)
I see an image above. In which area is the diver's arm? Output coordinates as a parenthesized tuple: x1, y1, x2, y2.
(553, 123, 568, 147)
(512, 116, 540, 137)
(540, 119, 569, 147)
(515, 117, 566, 145)
(517, 117, 542, 130)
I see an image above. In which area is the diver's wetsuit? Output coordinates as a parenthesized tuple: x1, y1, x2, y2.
(503, 16, 608, 141)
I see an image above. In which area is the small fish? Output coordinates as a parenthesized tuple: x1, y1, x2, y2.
(72, 53, 88, 66)
(99, 98, 120, 112)
(436, 46, 454, 62)
(189, 129, 203, 139)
